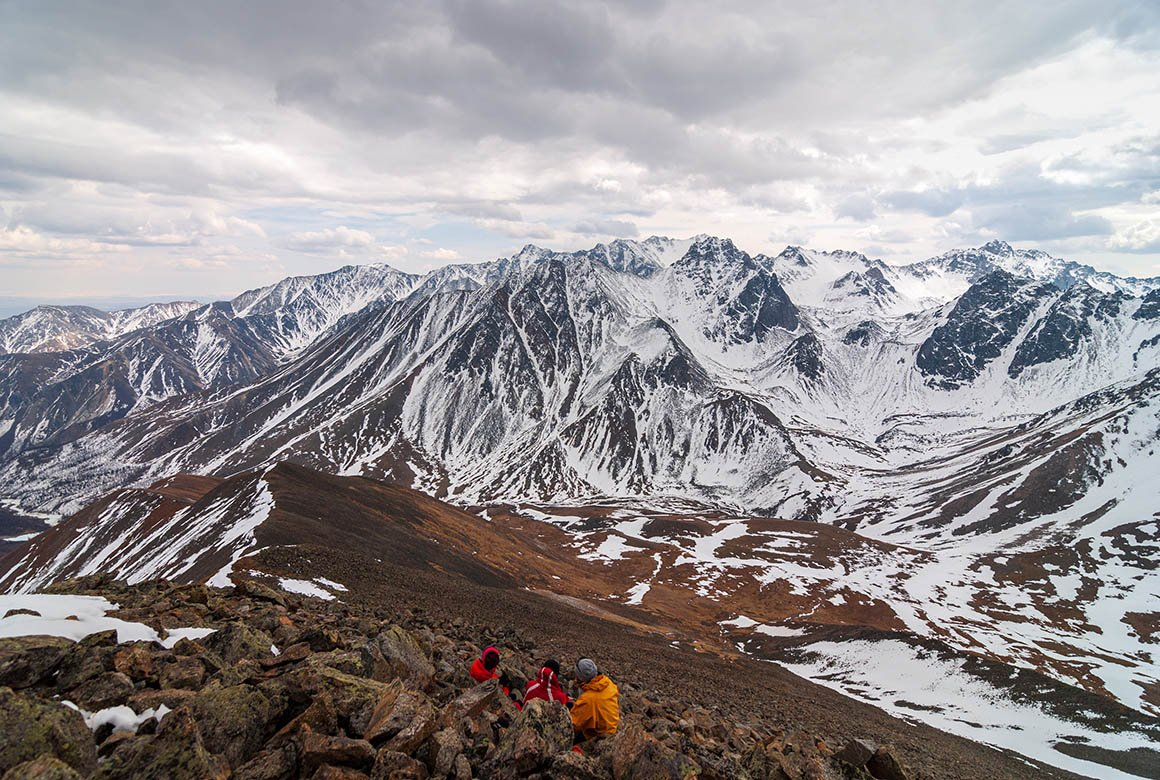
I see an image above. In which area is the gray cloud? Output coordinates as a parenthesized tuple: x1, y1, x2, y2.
(571, 219, 639, 238)
(0, 0, 1158, 297)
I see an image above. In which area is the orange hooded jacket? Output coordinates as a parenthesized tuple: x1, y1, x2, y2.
(570, 674, 619, 739)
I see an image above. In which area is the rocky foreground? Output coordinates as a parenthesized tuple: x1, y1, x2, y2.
(0, 576, 934, 780)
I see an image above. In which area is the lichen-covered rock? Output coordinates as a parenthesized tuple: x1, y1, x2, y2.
(113, 642, 160, 683)
(484, 697, 574, 778)
(0, 636, 72, 689)
(202, 621, 274, 665)
(0, 755, 83, 780)
(234, 743, 298, 780)
(68, 670, 135, 710)
(611, 722, 701, 780)
(0, 687, 96, 776)
(551, 749, 613, 780)
(834, 739, 875, 768)
(439, 679, 499, 728)
(379, 693, 438, 755)
(160, 656, 207, 689)
(363, 625, 435, 691)
(298, 724, 375, 774)
(189, 684, 283, 768)
(370, 750, 429, 780)
(91, 706, 229, 780)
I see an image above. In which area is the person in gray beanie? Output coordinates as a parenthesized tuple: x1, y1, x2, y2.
(570, 657, 620, 742)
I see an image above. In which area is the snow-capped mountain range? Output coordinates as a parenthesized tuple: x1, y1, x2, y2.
(1, 236, 1158, 729)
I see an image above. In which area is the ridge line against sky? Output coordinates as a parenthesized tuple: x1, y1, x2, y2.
(1, 0, 1158, 302)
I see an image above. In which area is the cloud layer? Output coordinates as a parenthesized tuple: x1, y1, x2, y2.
(1, 0, 1158, 300)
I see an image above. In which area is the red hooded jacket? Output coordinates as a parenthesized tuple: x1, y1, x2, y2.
(523, 666, 570, 706)
(469, 647, 521, 708)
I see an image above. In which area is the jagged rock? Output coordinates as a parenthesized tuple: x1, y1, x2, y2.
(360, 681, 406, 743)
(439, 679, 499, 728)
(0, 755, 82, 780)
(299, 725, 375, 773)
(113, 642, 160, 683)
(0, 636, 71, 688)
(234, 743, 298, 780)
(866, 747, 908, 780)
(453, 754, 473, 780)
(551, 750, 612, 780)
(834, 739, 875, 767)
(0, 687, 97, 776)
(429, 728, 465, 778)
(297, 627, 345, 652)
(287, 664, 397, 739)
(379, 694, 438, 755)
(740, 743, 791, 780)
(189, 684, 282, 768)
(202, 621, 274, 665)
(91, 706, 229, 779)
(55, 645, 113, 690)
(484, 698, 574, 777)
(160, 656, 206, 689)
(311, 765, 370, 780)
(370, 750, 429, 780)
(68, 669, 135, 710)
(270, 690, 340, 747)
(611, 722, 700, 780)
(128, 687, 196, 711)
(234, 578, 288, 606)
(363, 626, 435, 691)
(262, 641, 311, 668)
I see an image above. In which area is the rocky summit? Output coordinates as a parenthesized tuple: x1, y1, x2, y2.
(0, 576, 1065, 780)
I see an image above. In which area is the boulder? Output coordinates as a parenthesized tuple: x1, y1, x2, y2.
(311, 766, 371, 780)
(0, 687, 96, 776)
(202, 621, 274, 665)
(370, 750, 429, 780)
(866, 747, 909, 780)
(91, 706, 229, 780)
(68, 671, 135, 710)
(378, 693, 438, 755)
(550, 750, 612, 780)
(160, 656, 207, 690)
(611, 723, 700, 780)
(298, 725, 375, 774)
(0, 636, 72, 689)
(286, 663, 398, 739)
(834, 739, 875, 768)
(439, 679, 499, 728)
(55, 645, 114, 690)
(189, 684, 282, 768)
(363, 626, 435, 691)
(234, 743, 298, 780)
(483, 698, 574, 777)
(113, 643, 160, 683)
(0, 755, 83, 780)
(428, 727, 465, 778)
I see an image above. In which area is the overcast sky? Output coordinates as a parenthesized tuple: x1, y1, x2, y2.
(1, 0, 1158, 306)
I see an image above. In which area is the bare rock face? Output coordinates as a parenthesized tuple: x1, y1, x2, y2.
(0, 687, 97, 777)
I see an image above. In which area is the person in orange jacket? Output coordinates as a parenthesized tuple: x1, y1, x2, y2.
(570, 657, 619, 743)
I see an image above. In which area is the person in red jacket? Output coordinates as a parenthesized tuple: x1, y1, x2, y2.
(523, 659, 570, 706)
(469, 646, 522, 708)
(470, 646, 503, 684)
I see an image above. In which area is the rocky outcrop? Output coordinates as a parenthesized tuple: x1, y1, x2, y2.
(0, 576, 920, 779)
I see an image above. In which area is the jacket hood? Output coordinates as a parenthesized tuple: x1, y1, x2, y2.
(582, 674, 612, 692)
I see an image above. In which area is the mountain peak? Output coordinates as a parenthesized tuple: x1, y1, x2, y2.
(980, 240, 1014, 255)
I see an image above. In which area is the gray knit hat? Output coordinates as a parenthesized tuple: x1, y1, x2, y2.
(575, 658, 598, 682)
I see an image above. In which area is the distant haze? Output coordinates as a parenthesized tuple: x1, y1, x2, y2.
(1, 1, 1158, 302)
